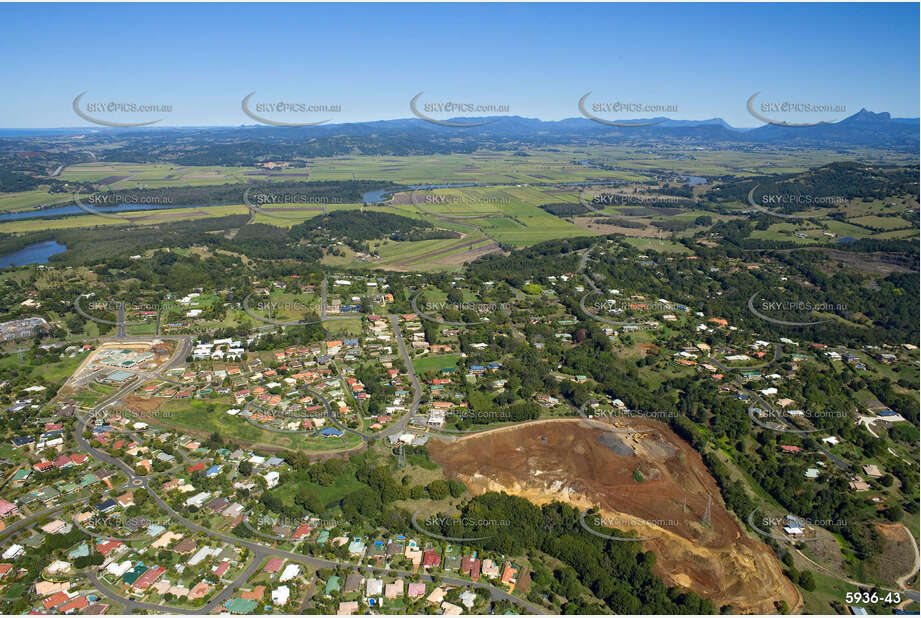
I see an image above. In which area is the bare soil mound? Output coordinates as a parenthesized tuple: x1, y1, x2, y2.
(866, 522, 919, 587)
(429, 418, 801, 614)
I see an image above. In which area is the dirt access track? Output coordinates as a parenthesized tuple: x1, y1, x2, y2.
(429, 418, 801, 614)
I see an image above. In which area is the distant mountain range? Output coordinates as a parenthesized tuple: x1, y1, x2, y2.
(1, 109, 917, 150)
(744, 109, 919, 147)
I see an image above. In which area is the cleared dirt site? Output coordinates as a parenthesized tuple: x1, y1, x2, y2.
(429, 418, 801, 614)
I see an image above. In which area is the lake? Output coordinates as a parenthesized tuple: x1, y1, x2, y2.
(0, 240, 67, 268)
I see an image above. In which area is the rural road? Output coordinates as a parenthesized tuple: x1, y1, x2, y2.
(116, 302, 126, 338)
(895, 527, 920, 591)
(315, 315, 421, 444)
(577, 246, 592, 274)
(743, 388, 850, 470)
(382, 314, 423, 437)
(793, 547, 919, 603)
(320, 275, 328, 319)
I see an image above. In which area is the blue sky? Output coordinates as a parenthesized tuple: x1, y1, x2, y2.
(0, 2, 917, 128)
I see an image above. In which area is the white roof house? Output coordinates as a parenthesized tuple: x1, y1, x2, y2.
(427, 410, 446, 427)
(222, 503, 245, 518)
(459, 590, 477, 609)
(45, 560, 71, 574)
(279, 564, 300, 582)
(366, 577, 384, 597)
(185, 492, 211, 508)
(188, 545, 221, 566)
(106, 560, 132, 577)
(272, 585, 290, 605)
(2, 544, 24, 560)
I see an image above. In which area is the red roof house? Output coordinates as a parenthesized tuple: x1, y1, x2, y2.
(264, 557, 284, 574)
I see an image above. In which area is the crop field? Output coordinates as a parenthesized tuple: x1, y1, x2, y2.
(606, 147, 917, 176)
(391, 186, 593, 248)
(13, 147, 919, 207)
(822, 219, 877, 238)
(405, 186, 531, 217)
(848, 214, 914, 230)
(475, 211, 590, 246)
(871, 228, 917, 240)
(247, 201, 364, 227)
(0, 188, 73, 212)
(0, 203, 248, 233)
(2, 151, 917, 277)
(59, 162, 264, 188)
(748, 222, 810, 241)
(372, 235, 483, 270)
(304, 151, 637, 185)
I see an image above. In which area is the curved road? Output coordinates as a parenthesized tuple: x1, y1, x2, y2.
(66, 333, 545, 614)
(312, 314, 422, 444)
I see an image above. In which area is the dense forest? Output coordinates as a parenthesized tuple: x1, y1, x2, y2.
(702, 162, 918, 209)
(0, 168, 59, 193)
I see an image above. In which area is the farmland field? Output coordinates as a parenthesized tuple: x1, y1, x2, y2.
(4, 150, 917, 272)
(0, 188, 72, 212)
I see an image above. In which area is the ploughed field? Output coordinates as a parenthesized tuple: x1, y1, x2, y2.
(429, 418, 801, 614)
